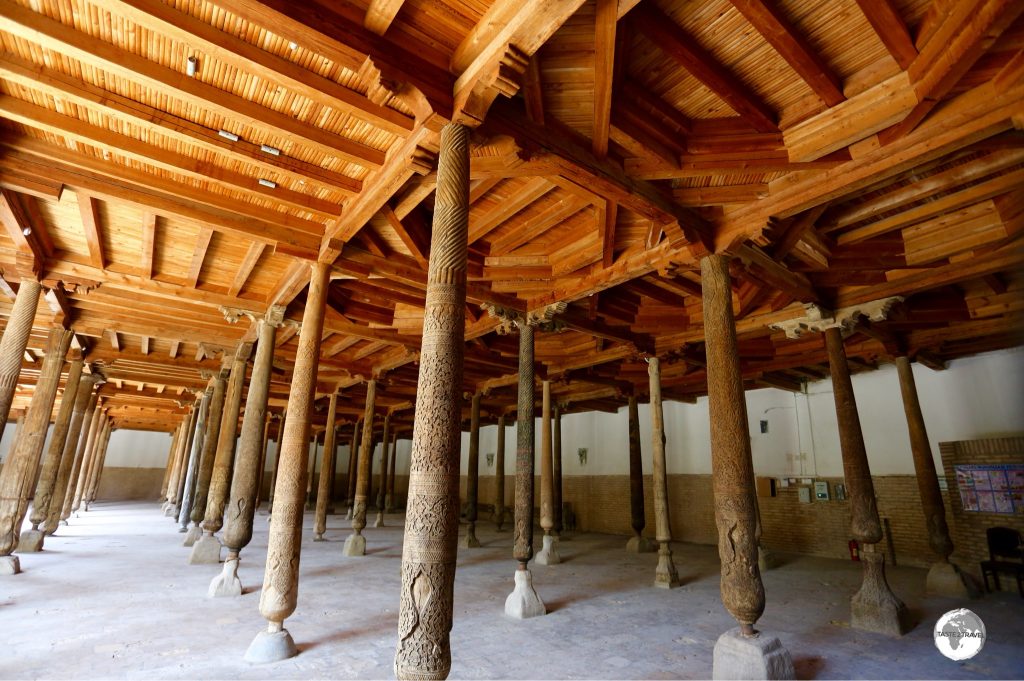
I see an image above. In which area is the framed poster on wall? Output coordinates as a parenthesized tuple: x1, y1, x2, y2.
(954, 464, 1024, 514)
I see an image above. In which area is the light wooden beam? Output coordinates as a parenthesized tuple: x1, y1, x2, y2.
(169, 340, 180, 359)
(593, 0, 617, 158)
(141, 336, 150, 356)
(140, 212, 156, 280)
(76, 193, 105, 270)
(853, 0, 917, 69)
(186, 228, 215, 289)
(109, 330, 120, 351)
(364, 0, 405, 35)
(228, 242, 266, 298)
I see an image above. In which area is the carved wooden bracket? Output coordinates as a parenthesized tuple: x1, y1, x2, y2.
(769, 296, 903, 339)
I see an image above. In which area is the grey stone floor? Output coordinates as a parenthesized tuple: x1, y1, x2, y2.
(2, 501, 1022, 680)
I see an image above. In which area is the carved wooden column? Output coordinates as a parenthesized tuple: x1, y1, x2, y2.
(164, 409, 194, 515)
(212, 305, 282, 597)
(626, 394, 653, 552)
(85, 418, 113, 507)
(246, 261, 329, 663)
(67, 393, 103, 520)
(385, 430, 398, 512)
(79, 411, 109, 512)
(702, 254, 793, 678)
(461, 393, 482, 548)
(45, 374, 101, 535)
(23, 354, 83, 549)
(0, 278, 41, 444)
(186, 367, 229, 546)
(255, 412, 273, 510)
(394, 122, 467, 681)
(553, 403, 563, 538)
(894, 355, 966, 597)
(267, 410, 286, 514)
(314, 390, 339, 541)
(345, 419, 360, 519)
(345, 380, 377, 556)
(305, 431, 320, 511)
(825, 327, 908, 636)
(536, 380, 560, 565)
(0, 326, 72, 571)
(649, 357, 680, 588)
(493, 413, 507, 530)
(159, 425, 181, 502)
(374, 411, 391, 528)
(192, 342, 251, 563)
(171, 398, 201, 517)
(178, 386, 213, 533)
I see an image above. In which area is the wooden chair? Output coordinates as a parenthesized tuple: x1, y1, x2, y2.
(980, 526, 1024, 597)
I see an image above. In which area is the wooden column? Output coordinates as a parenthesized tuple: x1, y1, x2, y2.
(553, 403, 563, 537)
(246, 261, 329, 663)
(701, 254, 764, 634)
(0, 325, 72, 569)
(494, 413, 507, 530)
(45, 374, 100, 534)
(305, 431, 320, 510)
(178, 386, 213, 532)
(67, 392, 103, 519)
(374, 411, 391, 527)
(649, 357, 680, 588)
(0, 278, 41, 444)
(394, 122, 468, 680)
(267, 411, 286, 513)
(171, 399, 201, 516)
(26, 355, 83, 542)
(85, 419, 113, 506)
(186, 367, 229, 545)
(345, 419, 360, 518)
(314, 390, 340, 541)
(626, 394, 651, 552)
(385, 430, 398, 512)
(462, 393, 482, 548)
(536, 379, 560, 564)
(825, 327, 908, 635)
(254, 412, 273, 510)
(215, 307, 282, 597)
(345, 380, 377, 555)
(159, 425, 182, 502)
(513, 322, 536, 570)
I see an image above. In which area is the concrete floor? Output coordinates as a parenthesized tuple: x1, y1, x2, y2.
(3, 501, 1022, 680)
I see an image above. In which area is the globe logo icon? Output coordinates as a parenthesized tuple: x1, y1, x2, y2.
(934, 608, 986, 661)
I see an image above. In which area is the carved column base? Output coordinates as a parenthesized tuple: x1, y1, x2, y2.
(209, 556, 243, 598)
(374, 510, 385, 528)
(926, 560, 972, 599)
(712, 628, 794, 680)
(17, 529, 44, 553)
(313, 532, 325, 542)
(535, 534, 561, 565)
(183, 522, 202, 546)
(494, 509, 506, 531)
(385, 494, 394, 513)
(345, 506, 353, 520)
(0, 555, 20, 575)
(504, 568, 546, 619)
(188, 533, 223, 565)
(342, 532, 366, 557)
(164, 504, 177, 518)
(460, 521, 481, 549)
(654, 541, 681, 589)
(245, 622, 297, 664)
(626, 534, 656, 553)
(758, 546, 778, 572)
(851, 550, 910, 637)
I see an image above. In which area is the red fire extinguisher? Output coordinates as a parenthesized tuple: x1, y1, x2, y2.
(849, 539, 860, 561)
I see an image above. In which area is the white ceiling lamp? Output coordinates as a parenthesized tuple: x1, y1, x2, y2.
(218, 129, 240, 141)
(260, 144, 281, 156)
(258, 178, 277, 189)
(186, 55, 198, 77)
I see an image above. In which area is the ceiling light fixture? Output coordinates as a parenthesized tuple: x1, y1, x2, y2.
(288, 41, 298, 50)
(21, 227, 31, 236)
(258, 178, 277, 189)
(260, 144, 281, 156)
(218, 129, 239, 141)
(186, 56, 198, 77)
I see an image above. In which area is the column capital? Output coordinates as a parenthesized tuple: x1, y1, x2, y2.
(220, 304, 288, 329)
(481, 301, 567, 334)
(769, 296, 903, 339)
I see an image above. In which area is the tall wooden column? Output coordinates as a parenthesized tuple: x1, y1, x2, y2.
(159, 425, 184, 503)
(164, 410, 193, 515)
(345, 379, 377, 556)
(85, 419, 113, 507)
(186, 367, 229, 546)
(314, 390, 340, 541)
(254, 412, 274, 511)
(493, 413, 507, 530)
(894, 356, 965, 596)
(626, 394, 652, 552)
(649, 357, 680, 588)
(385, 430, 398, 512)
(267, 410, 286, 514)
(66, 392, 103, 520)
(192, 343, 251, 563)
(374, 411, 391, 528)
(394, 122, 468, 681)
(305, 431, 320, 510)
(171, 398, 201, 517)
(461, 393, 482, 548)
(0, 325, 72, 570)
(553, 404, 563, 537)
(45, 374, 100, 534)
(178, 386, 213, 533)
(246, 261, 329, 663)
(78, 411, 109, 512)
(825, 327, 908, 636)
(0, 278, 41, 444)
(213, 306, 282, 597)
(536, 380, 560, 565)
(345, 419, 360, 519)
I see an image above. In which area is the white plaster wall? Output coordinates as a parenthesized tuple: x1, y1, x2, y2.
(104, 429, 176, 468)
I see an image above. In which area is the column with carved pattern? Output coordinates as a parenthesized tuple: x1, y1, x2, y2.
(344, 380, 377, 556)
(185, 367, 228, 547)
(461, 393, 481, 548)
(649, 357, 680, 588)
(535, 380, 559, 565)
(374, 411, 391, 528)
(493, 413, 507, 530)
(314, 390, 339, 541)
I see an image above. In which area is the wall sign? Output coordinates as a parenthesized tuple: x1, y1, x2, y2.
(954, 464, 1024, 514)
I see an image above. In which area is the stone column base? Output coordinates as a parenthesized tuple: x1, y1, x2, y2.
(654, 542, 681, 589)
(188, 534, 223, 564)
(926, 561, 971, 599)
(758, 546, 777, 571)
(245, 625, 297, 664)
(0, 555, 20, 575)
(535, 534, 561, 565)
(626, 535, 656, 553)
(342, 532, 366, 557)
(373, 511, 384, 528)
(17, 529, 44, 553)
(345, 507, 353, 520)
(313, 533, 325, 542)
(712, 628, 794, 680)
(209, 557, 243, 597)
(851, 552, 910, 637)
(182, 523, 202, 546)
(505, 568, 546, 619)
(460, 522, 481, 549)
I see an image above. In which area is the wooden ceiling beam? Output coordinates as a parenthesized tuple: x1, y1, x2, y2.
(631, 3, 777, 132)
(186, 229, 215, 289)
(76, 193, 105, 271)
(469, 177, 555, 244)
(0, 188, 46, 274)
(0, 0, 387, 169)
(228, 242, 266, 298)
(853, 0, 917, 69)
(140, 213, 156, 280)
(729, 0, 844, 107)
(364, 0, 405, 36)
(381, 206, 429, 268)
(593, 0, 617, 158)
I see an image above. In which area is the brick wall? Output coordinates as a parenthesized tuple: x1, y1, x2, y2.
(939, 437, 1024, 580)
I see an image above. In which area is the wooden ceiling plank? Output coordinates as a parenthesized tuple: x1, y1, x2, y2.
(593, 0, 617, 158)
(490, 194, 589, 254)
(853, 0, 918, 69)
(631, 4, 777, 132)
(771, 204, 829, 259)
(228, 242, 266, 298)
(381, 205, 429, 267)
(0, 0, 385, 168)
(76, 193, 105, 270)
(470, 177, 555, 244)
(729, 0, 844, 107)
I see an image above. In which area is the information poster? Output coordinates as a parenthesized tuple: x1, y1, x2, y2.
(954, 464, 1024, 514)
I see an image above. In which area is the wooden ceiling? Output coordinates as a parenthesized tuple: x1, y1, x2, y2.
(0, 0, 1021, 434)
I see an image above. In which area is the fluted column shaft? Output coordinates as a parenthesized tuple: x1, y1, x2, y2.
(203, 347, 251, 535)
(255, 412, 272, 509)
(377, 412, 392, 510)
(267, 411, 286, 511)
(540, 380, 554, 536)
(45, 374, 99, 534)
(30, 357, 84, 530)
(314, 391, 339, 540)
(178, 388, 213, 530)
(190, 370, 229, 526)
(701, 254, 764, 632)
(67, 394, 103, 517)
(0, 278, 41, 443)
(553, 404, 563, 535)
(395, 122, 469, 681)
(513, 323, 536, 566)
(81, 413, 110, 507)
(85, 419, 113, 504)
(166, 413, 192, 508)
(649, 357, 680, 588)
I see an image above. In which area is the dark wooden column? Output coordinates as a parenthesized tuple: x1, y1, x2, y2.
(462, 392, 482, 548)
(626, 394, 652, 552)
